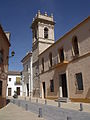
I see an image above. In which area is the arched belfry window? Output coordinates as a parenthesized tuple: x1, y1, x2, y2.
(44, 27, 48, 39)
(72, 36, 79, 56)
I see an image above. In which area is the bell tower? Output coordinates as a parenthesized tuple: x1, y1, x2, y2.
(31, 10, 55, 97)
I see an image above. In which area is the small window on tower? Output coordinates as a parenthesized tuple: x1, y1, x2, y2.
(44, 27, 48, 39)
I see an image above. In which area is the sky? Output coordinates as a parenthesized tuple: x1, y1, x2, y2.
(0, 0, 90, 71)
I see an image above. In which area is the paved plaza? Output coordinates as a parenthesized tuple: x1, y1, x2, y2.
(17, 97, 90, 113)
(10, 98, 90, 120)
(0, 98, 90, 120)
(0, 103, 44, 120)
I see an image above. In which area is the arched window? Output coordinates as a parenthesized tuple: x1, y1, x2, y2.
(44, 27, 48, 39)
(49, 52, 52, 67)
(72, 36, 79, 56)
(59, 48, 64, 62)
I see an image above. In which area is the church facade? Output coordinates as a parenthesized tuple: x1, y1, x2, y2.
(31, 11, 90, 102)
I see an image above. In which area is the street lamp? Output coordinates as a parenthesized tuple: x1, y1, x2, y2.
(11, 51, 15, 57)
(8, 51, 15, 58)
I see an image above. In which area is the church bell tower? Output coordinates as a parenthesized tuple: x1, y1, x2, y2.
(31, 10, 55, 97)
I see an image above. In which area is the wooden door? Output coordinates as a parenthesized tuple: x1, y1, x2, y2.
(17, 87, 20, 95)
(8, 88, 11, 96)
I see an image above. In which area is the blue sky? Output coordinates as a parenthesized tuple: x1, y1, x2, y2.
(0, 0, 90, 71)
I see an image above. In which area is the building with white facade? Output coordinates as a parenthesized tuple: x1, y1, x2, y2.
(21, 51, 33, 98)
(7, 71, 22, 97)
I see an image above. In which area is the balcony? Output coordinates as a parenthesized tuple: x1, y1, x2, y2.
(52, 56, 58, 66)
(14, 81, 22, 85)
(52, 56, 68, 68)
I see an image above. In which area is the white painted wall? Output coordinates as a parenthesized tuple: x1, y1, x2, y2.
(22, 54, 33, 97)
(7, 75, 22, 97)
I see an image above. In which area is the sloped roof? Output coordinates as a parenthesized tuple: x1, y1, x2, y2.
(21, 52, 32, 63)
(8, 71, 21, 75)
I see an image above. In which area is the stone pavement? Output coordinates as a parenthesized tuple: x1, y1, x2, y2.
(0, 103, 45, 120)
(17, 96, 90, 113)
(10, 99, 90, 120)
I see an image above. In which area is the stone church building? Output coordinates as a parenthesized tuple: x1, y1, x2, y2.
(31, 11, 55, 97)
(31, 11, 90, 102)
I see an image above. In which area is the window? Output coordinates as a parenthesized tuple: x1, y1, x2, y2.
(0, 81, 2, 96)
(8, 88, 11, 96)
(0, 51, 3, 64)
(27, 83, 29, 96)
(9, 78, 11, 81)
(42, 58, 44, 72)
(76, 73, 84, 90)
(17, 87, 20, 95)
(49, 53, 52, 67)
(16, 77, 21, 85)
(59, 48, 64, 62)
(50, 80, 54, 92)
(72, 36, 79, 56)
(44, 27, 48, 39)
(26, 65, 28, 71)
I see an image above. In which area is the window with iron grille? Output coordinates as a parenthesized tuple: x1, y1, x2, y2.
(76, 73, 84, 90)
(50, 80, 54, 92)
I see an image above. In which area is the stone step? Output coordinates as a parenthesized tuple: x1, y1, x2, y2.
(55, 97, 69, 102)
